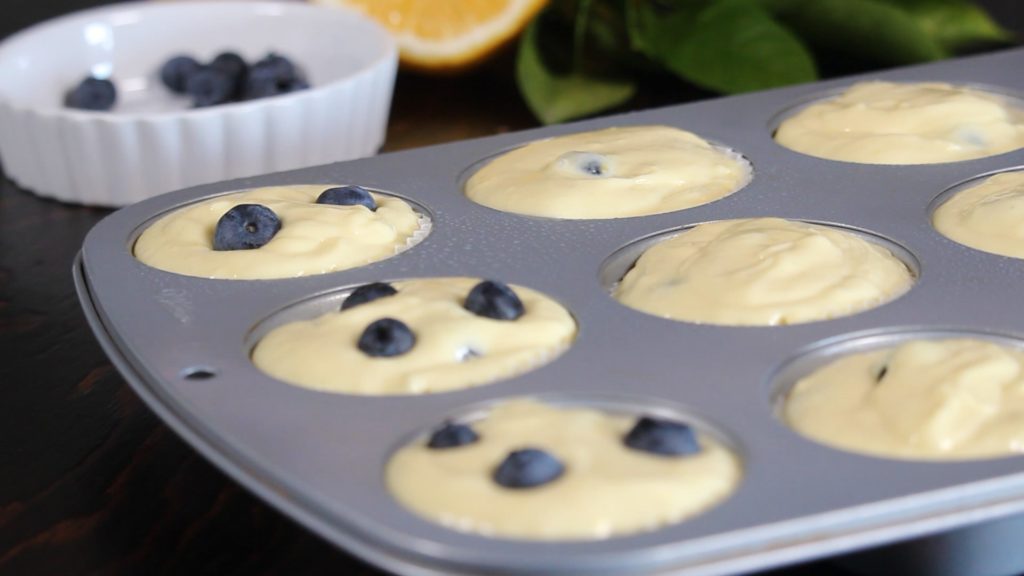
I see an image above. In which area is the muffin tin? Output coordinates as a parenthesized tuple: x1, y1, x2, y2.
(75, 47, 1024, 575)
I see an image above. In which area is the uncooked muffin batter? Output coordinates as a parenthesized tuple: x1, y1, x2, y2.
(386, 399, 740, 540)
(252, 278, 576, 395)
(133, 185, 423, 279)
(785, 338, 1024, 459)
(614, 218, 913, 326)
(465, 125, 751, 219)
(775, 81, 1024, 164)
(933, 171, 1024, 258)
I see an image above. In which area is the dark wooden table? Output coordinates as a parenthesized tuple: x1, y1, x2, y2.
(4, 2, 1022, 574)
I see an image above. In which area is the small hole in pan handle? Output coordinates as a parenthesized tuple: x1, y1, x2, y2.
(181, 366, 218, 381)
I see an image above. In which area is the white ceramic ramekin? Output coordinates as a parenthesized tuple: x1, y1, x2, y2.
(0, 1, 397, 206)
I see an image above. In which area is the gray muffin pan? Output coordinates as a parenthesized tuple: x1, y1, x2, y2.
(76, 47, 1024, 576)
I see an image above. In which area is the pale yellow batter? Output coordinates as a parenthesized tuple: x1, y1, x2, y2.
(933, 171, 1024, 259)
(465, 126, 751, 219)
(775, 81, 1024, 164)
(387, 399, 740, 540)
(614, 218, 913, 326)
(133, 185, 423, 280)
(252, 278, 576, 395)
(785, 338, 1024, 459)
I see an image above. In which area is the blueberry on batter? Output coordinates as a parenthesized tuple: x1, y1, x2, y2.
(456, 347, 482, 362)
(624, 416, 700, 456)
(341, 282, 398, 311)
(212, 204, 282, 251)
(464, 280, 525, 321)
(876, 365, 888, 382)
(493, 448, 565, 489)
(427, 421, 479, 449)
(358, 318, 415, 357)
(557, 151, 608, 177)
(316, 185, 377, 211)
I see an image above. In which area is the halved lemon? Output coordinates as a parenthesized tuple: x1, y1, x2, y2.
(310, 0, 548, 71)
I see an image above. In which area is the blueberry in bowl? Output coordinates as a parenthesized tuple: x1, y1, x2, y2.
(0, 1, 398, 206)
(64, 76, 116, 111)
(209, 51, 248, 97)
(160, 55, 201, 94)
(186, 67, 236, 108)
(157, 51, 309, 108)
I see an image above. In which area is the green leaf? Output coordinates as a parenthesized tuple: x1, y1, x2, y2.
(628, 0, 817, 93)
(572, 0, 637, 75)
(876, 0, 1013, 51)
(626, 0, 706, 56)
(573, 0, 595, 67)
(516, 17, 636, 124)
(764, 0, 947, 65)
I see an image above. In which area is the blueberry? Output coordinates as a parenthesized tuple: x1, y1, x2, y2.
(464, 280, 525, 321)
(212, 204, 282, 251)
(557, 151, 609, 177)
(210, 52, 248, 97)
(457, 347, 482, 362)
(623, 416, 700, 457)
(426, 421, 479, 449)
(186, 67, 235, 108)
(160, 55, 201, 94)
(252, 52, 298, 83)
(65, 77, 116, 111)
(282, 78, 310, 93)
(241, 71, 283, 100)
(492, 448, 565, 489)
(242, 53, 306, 100)
(341, 282, 397, 310)
(357, 318, 415, 357)
(316, 185, 377, 211)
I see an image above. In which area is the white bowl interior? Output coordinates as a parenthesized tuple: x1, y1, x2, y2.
(0, 1, 394, 115)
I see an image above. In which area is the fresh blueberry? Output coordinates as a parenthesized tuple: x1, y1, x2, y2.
(186, 67, 235, 108)
(160, 55, 201, 94)
(282, 78, 310, 93)
(357, 318, 415, 357)
(252, 52, 298, 83)
(316, 185, 377, 211)
(464, 280, 525, 321)
(210, 52, 248, 97)
(623, 416, 700, 457)
(241, 53, 307, 100)
(492, 448, 565, 489)
(241, 71, 283, 100)
(341, 282, 397, 310)
(457, 347, 482, 362)
(212, 204, 282, 251)
(426, 421, 479, 449)
(557, 151, 609, 177)
(65, 77, 116, 111)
